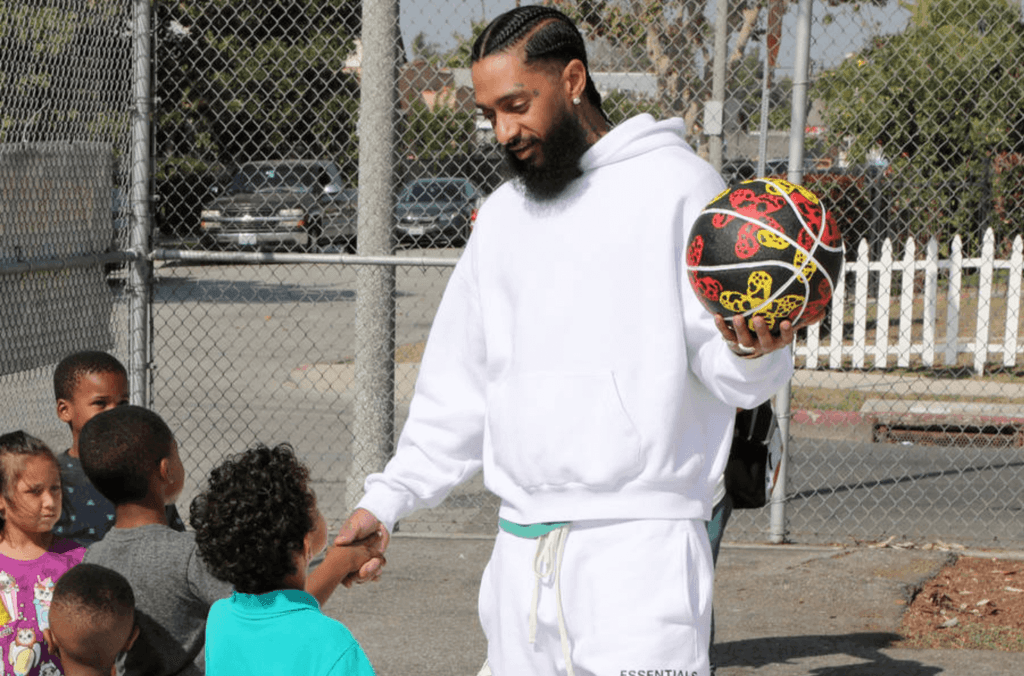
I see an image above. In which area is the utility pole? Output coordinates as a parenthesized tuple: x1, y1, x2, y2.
(706, 0, 729, 172)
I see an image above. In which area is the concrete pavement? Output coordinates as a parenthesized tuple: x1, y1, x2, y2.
(312, 366, 1024, 674)
(322, 535, 1024, 676)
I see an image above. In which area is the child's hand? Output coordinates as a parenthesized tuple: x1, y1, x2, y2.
(335, 508, 389, 586)
(338, 531, 387, 588)
(307, 531, 387, 604)
(323, 532, 386, 588)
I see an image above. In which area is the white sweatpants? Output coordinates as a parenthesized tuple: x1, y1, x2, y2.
(478, 519, 713, 676)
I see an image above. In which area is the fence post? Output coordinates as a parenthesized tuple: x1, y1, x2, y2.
(946, 235, 963, 366)
(130, 0, 153, 406)
(976, 228, 996, 374)
(348, 0, 399, 514)
(1005, 236, 1023, 367)
(772, 0, 813, 545)
(897, 238, 917, 368)
(924, 237, 939, 366)
(706, 0, 729, 171)
(876, 238, 894, 367)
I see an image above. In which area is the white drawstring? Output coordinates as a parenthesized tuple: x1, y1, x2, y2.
(527, 524, 574, 676)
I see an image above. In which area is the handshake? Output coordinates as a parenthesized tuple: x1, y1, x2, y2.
(329, 508, 390, 588)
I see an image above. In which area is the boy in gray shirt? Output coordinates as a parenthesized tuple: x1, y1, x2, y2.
(79, 405, 231, 676)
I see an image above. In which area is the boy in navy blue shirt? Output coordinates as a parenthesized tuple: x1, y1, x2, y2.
(52, 351, 184, 545)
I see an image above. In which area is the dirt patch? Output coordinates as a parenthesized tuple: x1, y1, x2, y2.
(897, 556, 1024, 651)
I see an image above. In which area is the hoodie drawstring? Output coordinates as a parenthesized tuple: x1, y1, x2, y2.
(527, 524, 574, 676)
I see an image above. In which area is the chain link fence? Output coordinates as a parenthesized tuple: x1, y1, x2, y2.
(2, 0, 1023, 549)
(0, 0, 135, 448)
(776, 0, 1024, 550)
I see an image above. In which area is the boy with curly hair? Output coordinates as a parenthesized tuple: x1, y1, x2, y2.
(190, 443, 378, 675)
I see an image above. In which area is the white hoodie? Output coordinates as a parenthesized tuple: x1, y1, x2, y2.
(358, 114, 793, 530)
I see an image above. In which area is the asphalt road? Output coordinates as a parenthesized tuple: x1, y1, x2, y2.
(150, 250, 458, 524)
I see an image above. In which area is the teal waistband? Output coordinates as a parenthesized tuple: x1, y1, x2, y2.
(498, 518, 570, 539)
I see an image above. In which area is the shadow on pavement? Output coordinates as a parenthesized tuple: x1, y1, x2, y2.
(714, 632, 944, 676)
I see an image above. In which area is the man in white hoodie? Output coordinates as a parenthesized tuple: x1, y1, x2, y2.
(336, 6, 797, 675)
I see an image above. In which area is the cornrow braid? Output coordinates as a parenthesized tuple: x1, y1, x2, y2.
(472, 5, 609, 123)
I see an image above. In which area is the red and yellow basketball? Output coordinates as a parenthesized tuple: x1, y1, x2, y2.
(686, 178, 844, 332)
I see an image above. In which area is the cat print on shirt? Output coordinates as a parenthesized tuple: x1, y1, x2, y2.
(8, 627, 41, 676)
(38, 660, 61, 676)
(32, 578, 54, 631)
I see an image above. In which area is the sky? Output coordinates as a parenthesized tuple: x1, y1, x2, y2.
(398, 0, 915, 75)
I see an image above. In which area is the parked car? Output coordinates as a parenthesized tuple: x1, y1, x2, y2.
(199, 159, 357, 253)
(721, 158, 789, 186)
(394, 177, 483, 247)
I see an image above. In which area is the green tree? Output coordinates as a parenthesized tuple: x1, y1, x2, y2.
(150, 0, 362, 237)
(440, 19, 489, 69)
(0, 0, 129, 145)
(154, 0, 361, 172)
(602, 89, 661, 126)
(726, 49, 793, 133)
(550, 0, 891, 140)
(399, 96, 476, 162)
(411, 31, 441, 63)
(815, 0, 1024, 250)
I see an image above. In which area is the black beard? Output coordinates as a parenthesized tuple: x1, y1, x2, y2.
(502, 108, 590, 202)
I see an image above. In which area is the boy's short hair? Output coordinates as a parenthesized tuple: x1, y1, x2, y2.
(190, 443, 314, 594)
(51, 563, 136, 669)
(52, 562, 135, 623)
(79, 406, 174, 505)
(54, 351, 127, 401)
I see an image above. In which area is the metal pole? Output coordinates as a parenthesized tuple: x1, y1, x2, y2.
(771, 380, 792, 543)
(771, 0, 813, 545)
(785, 0, 813, 188)
(756, 50, 771, 177)
(129, 0, 152, 406)
(706, 0, 729, 171)
(348, 0, 399, 513)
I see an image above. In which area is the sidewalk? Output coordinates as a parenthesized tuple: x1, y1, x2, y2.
(322, 535, 1023, 676)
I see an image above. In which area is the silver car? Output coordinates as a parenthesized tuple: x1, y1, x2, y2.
(199, 159, 357, 253)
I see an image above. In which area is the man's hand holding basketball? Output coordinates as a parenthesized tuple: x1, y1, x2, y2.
(714, 314, 800, 359)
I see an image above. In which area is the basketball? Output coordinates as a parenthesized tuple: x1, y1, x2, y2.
(685, 178, 845, 333)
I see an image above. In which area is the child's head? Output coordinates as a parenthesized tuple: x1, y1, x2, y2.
(54, 351, 129, 445)
(45, 563, 139, 676)
(78, 406, 183, 508)
(190, 443, 325, 594)
(0, 431, 62, 536)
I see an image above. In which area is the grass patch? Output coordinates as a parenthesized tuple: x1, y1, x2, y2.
(899, 620, 1024, 652)
(791, 386, 869, 412)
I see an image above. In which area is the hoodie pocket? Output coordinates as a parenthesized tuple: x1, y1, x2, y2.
(487, 371, 643, 491)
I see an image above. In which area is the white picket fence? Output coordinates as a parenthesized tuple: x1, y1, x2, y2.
(796, 228, 1024, 373)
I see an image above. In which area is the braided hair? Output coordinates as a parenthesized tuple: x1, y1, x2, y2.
(471, 5, 609, 123)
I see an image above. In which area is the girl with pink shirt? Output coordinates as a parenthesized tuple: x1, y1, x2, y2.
(0, 431, 85, 676)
